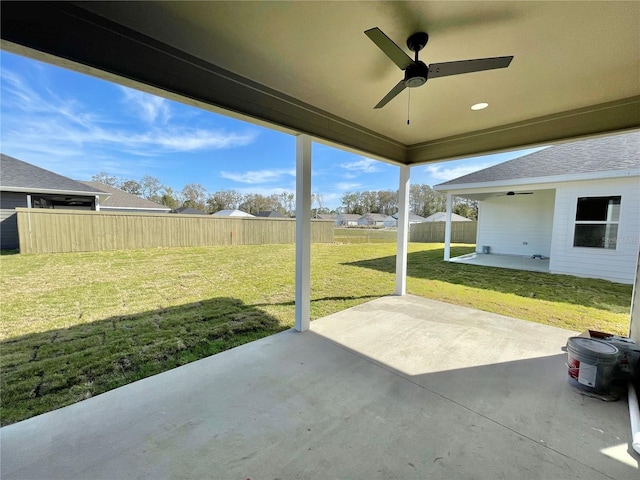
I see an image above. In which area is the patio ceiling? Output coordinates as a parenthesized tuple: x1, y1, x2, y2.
(2, 1, 639, 165)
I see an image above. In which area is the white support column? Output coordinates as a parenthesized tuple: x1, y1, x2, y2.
(95, 195, 101, 212)
(444, 193, 453, 261)
(26, 194, 32, 209)
(295, 134, 312, 332)
(630, 247, 640, 343)
(395, 165, 410, 296)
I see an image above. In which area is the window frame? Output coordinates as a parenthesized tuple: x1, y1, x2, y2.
(572, 195, 621, 250)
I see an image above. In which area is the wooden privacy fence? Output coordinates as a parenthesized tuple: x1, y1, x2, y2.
(410, 221, 477, 244)
(16, 208, 334, 254)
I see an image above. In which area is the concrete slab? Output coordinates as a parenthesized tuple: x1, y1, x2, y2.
(2, 296, 637, 479)
(450, 252, 550, 273)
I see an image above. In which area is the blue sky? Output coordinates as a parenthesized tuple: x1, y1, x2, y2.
(1, 51, 545, 209)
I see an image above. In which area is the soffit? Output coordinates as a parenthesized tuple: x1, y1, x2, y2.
(2, 1, 639, 164)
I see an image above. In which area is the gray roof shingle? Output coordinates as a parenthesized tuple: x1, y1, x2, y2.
(436, 132, 640, 187)
(172, 207, 208, 215)
(0, 154, 104, 194)
(79, 181, 170, 210)
(255, 211, 286, 218)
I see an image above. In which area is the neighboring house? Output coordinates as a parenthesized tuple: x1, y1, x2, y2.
(383, 212, 426, 228)
(316, 214, 336, 221)
(255, 211, 286, 218)
(171, 207, 208, 215)
(357, 213, 388, 227)
(0, 154, 108, 250)
(212, 209, 254, 217)
(335, 213, 362, 227)
(422, 212, 472, 223)
(434, 132, 640, 284)
(79, 181, 171, 213)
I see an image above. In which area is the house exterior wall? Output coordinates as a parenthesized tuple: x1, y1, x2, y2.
(549, 177, 639, 284)
(357, 216, 385, 227)
(0, 191, 27, 250)
(335, 214, 360, 226)
(383, 216, 397, 228)
(476, 190, 556, 257)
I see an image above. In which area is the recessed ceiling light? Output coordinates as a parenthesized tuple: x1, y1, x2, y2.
(471, 102, 489, 110)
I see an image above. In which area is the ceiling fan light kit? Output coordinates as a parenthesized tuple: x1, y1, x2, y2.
(364, 27, 514, 111)
(471, 102, 489, 110)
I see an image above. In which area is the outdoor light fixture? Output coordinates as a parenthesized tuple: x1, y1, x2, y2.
(471, 102, 489, 110)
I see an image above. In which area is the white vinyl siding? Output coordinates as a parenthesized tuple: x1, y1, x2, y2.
(476, 190, 555, 257)
(549, 177, 640, 284)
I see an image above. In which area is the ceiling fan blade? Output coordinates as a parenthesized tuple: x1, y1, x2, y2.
(498, 191, 534, 196)
(374, 80, 407, 109)
(365, 27, 414, 71)
(428, 56, 513, 79)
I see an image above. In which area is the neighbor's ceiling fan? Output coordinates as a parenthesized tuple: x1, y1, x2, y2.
(497, 191, 534, 196)
(364, 27, 514, 109)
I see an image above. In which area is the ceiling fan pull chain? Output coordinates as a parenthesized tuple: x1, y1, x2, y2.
(407, 89, 411, 125)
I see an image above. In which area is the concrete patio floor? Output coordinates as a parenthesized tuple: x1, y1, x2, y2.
(1, 295, 637, 479)
(450, 252, 550, 273)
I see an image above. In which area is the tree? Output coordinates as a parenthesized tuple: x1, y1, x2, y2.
(207, 190, 243, 213)
(312, 193, 325, 218)
(377, 190, 397, 215)
(92, 171, 119, 187)
(140, 175, 163, 202)
(278, 192, 295, 217)
(453, 197, 478, 220)
(239, 193, 280, 215)
(341, 192, 358, 214)
(158, 186, 179, 210)
(120, 180, 142, 196)
(180, 183, 208, 212)
(409, 184, 447, 217)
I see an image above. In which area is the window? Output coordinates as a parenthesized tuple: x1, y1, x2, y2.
(573, 196, 620, 249)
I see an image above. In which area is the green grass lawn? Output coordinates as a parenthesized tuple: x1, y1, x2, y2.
(0, 243, 632, 425)
(334, 227, 397, 243)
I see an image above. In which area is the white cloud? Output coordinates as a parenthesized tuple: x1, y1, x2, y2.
(219, 168, 295, 184)
(1, 69, 258, 163)
(339, 157, 381, 174)
(423, 163, 499, 182)
(334, 182, 363, 191)
(119, 86, 171, 125)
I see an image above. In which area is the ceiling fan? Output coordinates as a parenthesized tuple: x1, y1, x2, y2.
(497, 191, 534, 196)
(364, 27, 514, 109)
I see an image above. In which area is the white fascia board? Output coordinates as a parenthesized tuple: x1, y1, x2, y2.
(0, 185, 110, 201)
(433, 169, 639, 193)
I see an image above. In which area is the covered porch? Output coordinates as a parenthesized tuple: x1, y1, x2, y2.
(450, 252, 550, 273)
(2, 295, 637, 479)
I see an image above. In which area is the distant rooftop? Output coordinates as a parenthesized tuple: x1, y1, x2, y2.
(423, 212, 472, 222)
(212, 209, 254, 217)
(255, 211, 286, 218)
(1, 154, 104, 195)
(79, 181, 170, 211)
(172, 207, 208, 215)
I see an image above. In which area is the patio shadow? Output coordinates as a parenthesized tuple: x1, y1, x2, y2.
(0, 297, 286, 426)
(343, 246, 632, 311)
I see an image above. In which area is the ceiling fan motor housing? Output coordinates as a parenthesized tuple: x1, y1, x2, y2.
(404, 62, 429, 87)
